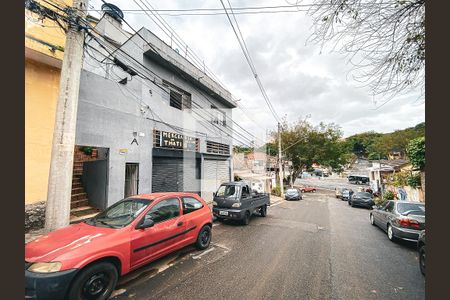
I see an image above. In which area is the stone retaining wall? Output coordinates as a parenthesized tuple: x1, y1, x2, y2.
(25, 201, 46, 233)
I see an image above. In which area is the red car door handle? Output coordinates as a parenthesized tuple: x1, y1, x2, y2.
(177, 222, 183, 227)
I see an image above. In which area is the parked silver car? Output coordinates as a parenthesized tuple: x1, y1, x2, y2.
(418, 230, 426, 275)
(370, 200, 425, 242)
(285, 188, 302, 201)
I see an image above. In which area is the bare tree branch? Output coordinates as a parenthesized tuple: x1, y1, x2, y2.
(304, 0, 425, 100)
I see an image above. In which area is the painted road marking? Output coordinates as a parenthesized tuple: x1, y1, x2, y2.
(110, 288, 127, 298)
(212, 243, 231, 252)
(192, 247, 215, 259)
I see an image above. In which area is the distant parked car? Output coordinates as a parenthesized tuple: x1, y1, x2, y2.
(300, 186, 316, 193)
(370, 200, 425, 242)
(335, 187, 344, 198)
(25, 193, 213, 300)
(285, 188, 302, 201)
(418, 230, 426, 275)
(348, 192, 374, 208)
(341, 189, 353, 201)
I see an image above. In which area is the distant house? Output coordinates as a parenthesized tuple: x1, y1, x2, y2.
(388, 151, 402, 160)
(368, 159, 409, 193)
(368, 159, 424, 202)
(232, 152, 293, 193)
(233, 151, 272, 193)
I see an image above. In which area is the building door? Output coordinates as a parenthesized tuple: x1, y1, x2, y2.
(125, 163, 139, 198)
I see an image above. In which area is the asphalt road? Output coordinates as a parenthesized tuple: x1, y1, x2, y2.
(110, 190, 424, 300)
(294, 176, 368, 191)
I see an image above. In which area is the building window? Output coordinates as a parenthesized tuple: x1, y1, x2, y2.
(206, 141, 230, 155)
(163, 80, 192, 110)
(211, 105, 226, 127)
(170, 90, 183, 110)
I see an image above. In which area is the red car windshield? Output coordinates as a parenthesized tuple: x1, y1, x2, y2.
(86, 198, 152, 228)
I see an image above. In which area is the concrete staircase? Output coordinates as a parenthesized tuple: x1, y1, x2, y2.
(70, 161, 101, 223)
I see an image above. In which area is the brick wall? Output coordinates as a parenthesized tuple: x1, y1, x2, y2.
(74, 145, 99, 162)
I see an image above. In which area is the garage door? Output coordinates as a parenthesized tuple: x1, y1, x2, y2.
(152, 157, 200, 193)
(203, 159, 230, 204)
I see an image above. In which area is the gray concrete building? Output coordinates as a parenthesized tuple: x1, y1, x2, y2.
(73, 5, 236, 214)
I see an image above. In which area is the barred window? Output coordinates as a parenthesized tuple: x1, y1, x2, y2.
(206, 141, 230, 155)
(163, 80, 192, 110)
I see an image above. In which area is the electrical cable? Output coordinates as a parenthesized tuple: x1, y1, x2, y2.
(219, 0, 281, 124)
(83, 8, 261, 145)
(29, 0, 259, 147)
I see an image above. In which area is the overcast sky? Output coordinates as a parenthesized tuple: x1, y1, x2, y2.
(89, 0, 425, 145)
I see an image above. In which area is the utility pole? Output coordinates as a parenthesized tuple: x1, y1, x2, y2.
(379, 154, 384, 201)
(290, 165, 294, 188)
(45, 0, 88, 232)
(278, 122, 284, 197)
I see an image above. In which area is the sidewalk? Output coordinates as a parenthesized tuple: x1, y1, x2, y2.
(270, 195, 284, 205)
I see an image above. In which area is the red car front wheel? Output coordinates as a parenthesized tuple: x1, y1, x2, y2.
(68, 261, 118, 300)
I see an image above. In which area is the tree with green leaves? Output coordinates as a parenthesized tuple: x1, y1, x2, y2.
(272, 119, 350, 179)
(345, 122, 425, 159)
(406, 136, 425, 170)
(233, 145, 253, 154)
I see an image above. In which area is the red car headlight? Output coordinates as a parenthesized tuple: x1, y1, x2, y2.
(28, 261, 62, 273)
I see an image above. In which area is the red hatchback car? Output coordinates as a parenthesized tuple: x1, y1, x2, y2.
(300, 186, 316, 193)
(25, 193, 213, 300)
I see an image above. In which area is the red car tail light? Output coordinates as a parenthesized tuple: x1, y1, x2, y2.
(399, 218, 420, 229)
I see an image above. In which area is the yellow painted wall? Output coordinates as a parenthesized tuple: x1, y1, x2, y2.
(25, 0, 73, 59)
(25, 59, 61, 204)
(25, 1, 72, 204)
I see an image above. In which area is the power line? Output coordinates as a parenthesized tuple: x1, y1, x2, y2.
(85, 39, 255, 147)
(83, 31, 256, 146)
(30, 0, 262, 147)
(100, 12, 264, 142)
(133, 0, 229, 99)
(93, 2, 264, 144)
(84, 2, 397, 13)
(219, 0, 281, 123)
(82, 0, 268, 144)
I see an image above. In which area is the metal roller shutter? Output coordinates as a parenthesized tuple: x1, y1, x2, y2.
(182, 157, 201, 194)
(152, 157, 200, 194)
(152, 158, 180, 192)
(217, 161, 230, 186)
(203, 160, 218, 204)
(202, 159, 230, 204)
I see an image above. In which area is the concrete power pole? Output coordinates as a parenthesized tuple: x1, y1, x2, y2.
(278, 122, 284, 197)
(45, 0, 88, 232)
(379, 154, 384, 201)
